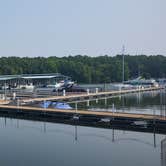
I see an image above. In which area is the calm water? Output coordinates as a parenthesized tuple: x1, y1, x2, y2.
(72, 90, 166, 116)
(0, 90, 166, 166)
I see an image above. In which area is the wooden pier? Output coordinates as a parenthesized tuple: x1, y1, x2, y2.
(0, 104, 165, 121)
(21, 87, 162, 103)
(0, 103, 166, 134)
(0, 100, 10, 105)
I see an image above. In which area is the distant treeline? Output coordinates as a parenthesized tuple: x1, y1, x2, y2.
(0, 55, 165, 83)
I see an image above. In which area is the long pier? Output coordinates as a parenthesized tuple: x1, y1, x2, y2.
(22, 87, 162, 103)
(0, 104, 166, 134)
(0, 104, 165, 121)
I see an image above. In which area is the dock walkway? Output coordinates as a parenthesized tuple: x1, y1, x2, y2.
(0, 103, 165, 121)
(22, 87, 162, 103)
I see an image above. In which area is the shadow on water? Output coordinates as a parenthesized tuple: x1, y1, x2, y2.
(0, 115, 166, 166)
(0, 111, 166, 166)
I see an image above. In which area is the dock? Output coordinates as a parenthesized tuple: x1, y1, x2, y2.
(0, 100, 10, 105)
(0, 101, 166, 134)
(21, 86, 162, 103)
(0, 104, 165, 121)
(0, 86, 165, 134)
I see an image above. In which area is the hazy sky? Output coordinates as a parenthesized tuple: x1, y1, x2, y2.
(0, 0, 165, 57)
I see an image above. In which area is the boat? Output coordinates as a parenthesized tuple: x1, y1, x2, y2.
(46, 81, 65, 89)
(0, 83, 35, 91)
(19, 83, 35, 91)
(35, 78, 75, 93)
(110, 83, 134, 90)
(124, 77, 159, 87)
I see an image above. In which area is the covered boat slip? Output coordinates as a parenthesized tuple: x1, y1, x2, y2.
(0, 73, 69, 90)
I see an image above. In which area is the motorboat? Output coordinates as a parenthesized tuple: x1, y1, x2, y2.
(110, 83, 134, 90)
(124, 77, 159, 87)
(36, 79, 75, 93)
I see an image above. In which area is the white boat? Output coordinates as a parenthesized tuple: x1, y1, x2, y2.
(35, 79, 75, 94)
(110, 83, 134, 90)
(46, 79, 74, 90)
(19, 83, 35, 90)
(124, 77, 159, 87)
(47, 81, 64, 89)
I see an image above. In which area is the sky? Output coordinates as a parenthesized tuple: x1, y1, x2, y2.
(0, 0, 166, 57)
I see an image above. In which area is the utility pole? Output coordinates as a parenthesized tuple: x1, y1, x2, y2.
(122, 45, 125, 83)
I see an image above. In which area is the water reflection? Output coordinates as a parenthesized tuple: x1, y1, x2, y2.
(0, 117, 161, 148)
(0, 117, 160, 148)
(161, 138, 166, 166)
(70, 90, 166, 116)
(0, 117, 165, 166)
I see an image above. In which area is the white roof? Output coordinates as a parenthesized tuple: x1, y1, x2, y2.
(0, 73, 66, 81)
(22, 75, 57, 79)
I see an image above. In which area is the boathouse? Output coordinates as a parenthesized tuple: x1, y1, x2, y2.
(0, 73, 68, 89)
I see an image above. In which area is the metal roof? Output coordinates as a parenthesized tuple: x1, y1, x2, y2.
(0, 77, 17, 81)
(0, 73, 66, 81)
(0, 75, 18, 81)
(22, 75, 59, 79)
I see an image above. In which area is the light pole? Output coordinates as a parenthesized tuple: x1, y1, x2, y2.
(4, 81, 7, 100)
(122, 45, 125, 83)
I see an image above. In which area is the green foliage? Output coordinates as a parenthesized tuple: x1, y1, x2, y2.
(0, 55, 165, 83)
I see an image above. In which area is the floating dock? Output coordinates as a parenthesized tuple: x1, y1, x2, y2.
(0, 86, 165, 134)
(0, 104, 165, 121)
(22, 87, 162, 103)
(0, 102, 166, 134)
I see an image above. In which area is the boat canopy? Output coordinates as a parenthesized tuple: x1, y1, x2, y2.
(0, 73, 69, 85)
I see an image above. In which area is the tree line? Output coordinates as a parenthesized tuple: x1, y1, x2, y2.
(0, 55, 165, 83)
